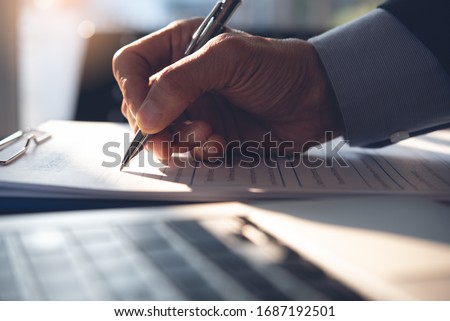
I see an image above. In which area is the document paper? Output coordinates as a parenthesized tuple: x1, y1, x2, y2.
(0, 121, 449, 201)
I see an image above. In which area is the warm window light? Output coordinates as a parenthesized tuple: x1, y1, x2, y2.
(77, 20, 96, 39)
(33, 0, 60, 10)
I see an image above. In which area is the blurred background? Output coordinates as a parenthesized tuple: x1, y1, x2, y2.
(1, 0, 382, 137)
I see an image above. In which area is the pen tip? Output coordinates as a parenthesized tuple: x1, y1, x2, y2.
(120, 164, 124, 172)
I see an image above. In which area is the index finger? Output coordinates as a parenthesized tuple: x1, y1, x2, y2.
(112, 19, 203, 117)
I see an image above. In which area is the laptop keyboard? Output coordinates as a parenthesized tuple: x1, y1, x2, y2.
(0, 217, 363, 301)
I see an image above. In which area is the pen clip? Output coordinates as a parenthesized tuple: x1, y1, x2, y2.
(216, 0, 242, 28)
(185, 1, 223, 55)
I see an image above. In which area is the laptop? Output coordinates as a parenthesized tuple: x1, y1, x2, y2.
(0, 196, 449, 301)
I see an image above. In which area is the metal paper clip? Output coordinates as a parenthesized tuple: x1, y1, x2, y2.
(0, 129, 52, 166)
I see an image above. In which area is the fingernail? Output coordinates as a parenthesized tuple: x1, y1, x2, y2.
(137, 100, 162, 130)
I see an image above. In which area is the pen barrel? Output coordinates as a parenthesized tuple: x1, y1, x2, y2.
(185, 0, 242, 55)
(219, 0, 242, 26)
(189, 20, 222, 53)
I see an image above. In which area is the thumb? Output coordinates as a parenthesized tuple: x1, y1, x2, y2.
(135, 33, 245, 134)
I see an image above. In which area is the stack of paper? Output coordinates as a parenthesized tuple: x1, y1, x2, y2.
(0, 121, 449, 201)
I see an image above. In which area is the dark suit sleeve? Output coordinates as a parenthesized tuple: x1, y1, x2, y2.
(309, 8, 450, 147)
(379, 0, 450, 76)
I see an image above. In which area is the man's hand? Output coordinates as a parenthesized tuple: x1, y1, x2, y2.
(113, 19, 344, 160)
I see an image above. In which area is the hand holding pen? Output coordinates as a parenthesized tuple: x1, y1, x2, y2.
(113, 0, 344, 168)
(119, 0, 242, 170)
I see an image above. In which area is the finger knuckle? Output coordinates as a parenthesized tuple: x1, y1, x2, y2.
(156, 67, 188, 101)
(112, 45, 128, 66)
(166, 19, 184, 31)
(112, 45, 133, 79)
(158, 68, 180, 92)
(209, 33, 245, 56)
(166, 18, 203, 31)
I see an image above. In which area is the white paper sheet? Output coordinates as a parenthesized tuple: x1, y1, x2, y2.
(0, 121, 449, 201)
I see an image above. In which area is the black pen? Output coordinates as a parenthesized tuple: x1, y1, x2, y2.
(120, 0, 242, 171)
